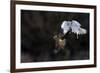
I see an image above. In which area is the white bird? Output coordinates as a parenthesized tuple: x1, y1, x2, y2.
(61, 20, 87, 39)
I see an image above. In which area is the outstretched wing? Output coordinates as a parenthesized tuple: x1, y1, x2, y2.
(71, 20, 81, 34)
(61, 20, 87, 39)
(71, 20, 87, 38)
(71, 20, 87, 34)
(61, 21, 71, 34)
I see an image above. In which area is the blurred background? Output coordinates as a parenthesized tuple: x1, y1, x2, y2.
(21, 10, 89, 63)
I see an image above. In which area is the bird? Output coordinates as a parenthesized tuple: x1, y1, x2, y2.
(61, 20, 87, 39)
(53, 20, 87, 54)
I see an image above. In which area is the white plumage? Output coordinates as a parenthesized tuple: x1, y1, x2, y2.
(61, 20, 87, 39)
(61, 21, 71, 34)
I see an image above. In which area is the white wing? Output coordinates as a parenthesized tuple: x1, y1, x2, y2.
(71, 20, 81, 34)
(61, 21, 71, 34)
(79, 28, 87, 34)
(71, 20, 87, 39)
(61, 20, 87, 39)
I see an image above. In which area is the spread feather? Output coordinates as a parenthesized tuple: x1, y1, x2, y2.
(61, 20, 87, 39)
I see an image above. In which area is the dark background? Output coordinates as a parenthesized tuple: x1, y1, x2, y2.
(21, 10, 89, 63)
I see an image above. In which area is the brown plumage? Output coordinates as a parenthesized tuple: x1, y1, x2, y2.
(53, 34, 66, 49)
